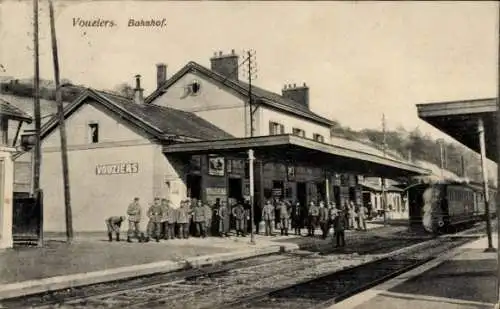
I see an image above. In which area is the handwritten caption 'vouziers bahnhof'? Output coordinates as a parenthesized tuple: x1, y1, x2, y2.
(72, 18, 167, 28)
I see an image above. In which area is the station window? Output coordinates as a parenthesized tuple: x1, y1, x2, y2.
(313, 133, 324, 143)
(269, 122, 284, 135)
(88, 123, 99, 143)
(292, 128, 305, 137)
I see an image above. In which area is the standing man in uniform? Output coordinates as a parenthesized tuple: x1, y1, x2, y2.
(348, 201, 356, 230)
(177, 200, 190, 239)
(291, 201, 302, 236)
(105, 216, 126, 242)
(165, 200, 177, 239)
(262, 200, 275, 236)
(319, 201, 329, 239)
(127, 197, 143, 243)
(232, 200, 246, 237)
(145, 197, 163, 242)
(218, 200, 230, 237)
(193, 200, 206, 238)
(160, 198, 169, 240)
(308, 201, 319, 237)
(204, 202, 213, 237)
(278, 200, 290, 236)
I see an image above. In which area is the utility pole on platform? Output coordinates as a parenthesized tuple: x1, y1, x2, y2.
(33, 0, 43, 247)
(243, 49, 257, 245)
(497, 3, 500, 306)
(49, 0, 73, 242)
(381, 114, 388, 226)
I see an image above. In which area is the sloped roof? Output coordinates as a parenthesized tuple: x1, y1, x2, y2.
(0, 98, 32, 122)
(0, 93, 59, 126)
(145, 61, 334, 127)
(40, 88, 233, 142)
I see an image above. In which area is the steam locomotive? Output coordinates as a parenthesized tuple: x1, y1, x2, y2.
(406, 181, 496, 234)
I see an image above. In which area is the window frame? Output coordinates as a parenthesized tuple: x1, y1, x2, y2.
(88, 122, 100, 144)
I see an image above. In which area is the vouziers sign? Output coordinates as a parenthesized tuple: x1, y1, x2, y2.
(95, 163, 139, 175)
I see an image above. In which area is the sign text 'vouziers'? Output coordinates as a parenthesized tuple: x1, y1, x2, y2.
(96, 163, 139, 175)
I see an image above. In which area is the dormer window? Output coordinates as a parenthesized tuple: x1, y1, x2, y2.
(88, 123, 99, 143)
(269, 121, 284, 135)
(292, 128, 305, 137)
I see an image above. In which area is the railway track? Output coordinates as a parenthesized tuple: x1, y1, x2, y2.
(212, 236, 479, 309)
(0, 224, 484, 309)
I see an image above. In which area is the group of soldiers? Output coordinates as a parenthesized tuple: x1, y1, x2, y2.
(261, 199, 368, 247)
(105, 197, 252, 243)
(104, 196, 368, 247)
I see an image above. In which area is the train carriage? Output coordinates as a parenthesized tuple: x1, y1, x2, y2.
(406, 180, 496, 234)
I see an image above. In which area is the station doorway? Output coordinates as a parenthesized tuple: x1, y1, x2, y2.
(228, 178, 243, 202)
(333, 186, 341, 206)
(296, 181, 307, 207)
(186, 174, 202, 200)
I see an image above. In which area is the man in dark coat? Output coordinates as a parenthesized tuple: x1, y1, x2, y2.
(334, 206, 347, 247)
(254, 201, 262, 235)
(105, 216, 126, 242)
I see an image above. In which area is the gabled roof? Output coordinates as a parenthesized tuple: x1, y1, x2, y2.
(40, 88, 234, 142)
(0, 98, 32, 123)
(145, 61, 334, 127)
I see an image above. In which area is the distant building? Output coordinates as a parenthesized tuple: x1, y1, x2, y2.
(361, 177, 407, 218)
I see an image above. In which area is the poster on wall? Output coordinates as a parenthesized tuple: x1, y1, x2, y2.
(208, 155, 225, 176)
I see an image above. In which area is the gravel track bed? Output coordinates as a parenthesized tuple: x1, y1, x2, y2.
(215, 237, 479, 309)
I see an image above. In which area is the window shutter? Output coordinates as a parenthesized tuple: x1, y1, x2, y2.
(269, 121, 274, 135)
(279, 124, 284, 134)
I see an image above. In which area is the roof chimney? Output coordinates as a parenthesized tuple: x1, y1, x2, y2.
(134, 74, 144, 104)
(282, 82, 309, 109)
(210, 49, 239, 81)
(156, 63, 167, 89)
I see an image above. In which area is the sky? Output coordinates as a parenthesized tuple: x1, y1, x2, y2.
(0, 1, 498, 142)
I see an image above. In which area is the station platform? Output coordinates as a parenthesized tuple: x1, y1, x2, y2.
(331, 234, 498, 309)
(0, 223, 386, 301)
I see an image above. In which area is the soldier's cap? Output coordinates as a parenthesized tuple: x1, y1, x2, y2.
(154, 197, 160, 200)
(134, 197, 139, 201)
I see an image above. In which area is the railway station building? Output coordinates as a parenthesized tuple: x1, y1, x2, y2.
(13, 50, 429, 234)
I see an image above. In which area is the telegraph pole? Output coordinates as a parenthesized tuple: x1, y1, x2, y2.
(33, 0, 43, 247)
(381, 114, 387, 226)
(244, 49, 257, 245)
(49, 0, 73, 242)
(497, 3, 500, 305)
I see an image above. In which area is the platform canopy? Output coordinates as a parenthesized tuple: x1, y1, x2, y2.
(417, 98, 497, 162)
(163, 135, 430, 178)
